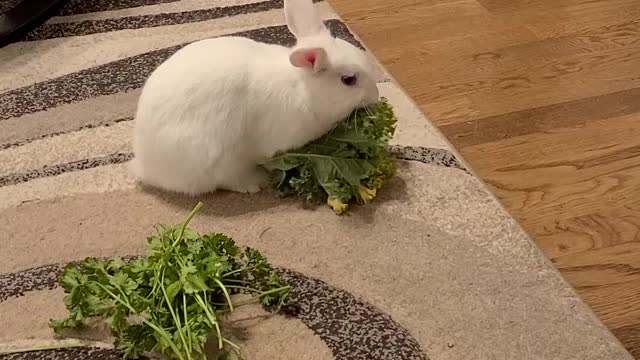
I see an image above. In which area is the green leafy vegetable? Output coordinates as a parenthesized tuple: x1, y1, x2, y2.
(50, 202, 290, 360)
(263, 97, 397, 214)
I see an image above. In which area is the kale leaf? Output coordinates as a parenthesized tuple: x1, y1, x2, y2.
(263, 97, 398, 214)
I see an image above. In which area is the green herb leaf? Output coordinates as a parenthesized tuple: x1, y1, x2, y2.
(185, 274, 209, 293)
(166, 281, 183, 303)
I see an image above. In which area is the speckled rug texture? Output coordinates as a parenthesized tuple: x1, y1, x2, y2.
(0, 0, 20, 14)
(0, 0, 634, 359)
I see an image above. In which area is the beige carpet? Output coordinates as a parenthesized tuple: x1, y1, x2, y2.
(0, 0, 634, 359)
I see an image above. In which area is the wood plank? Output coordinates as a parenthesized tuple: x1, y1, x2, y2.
(339, 1, 522, 51)
(533, 202, 640, 258)
(493, 20, 640, 64)
(613, 323, 640, 359)
(356, 17, 640, 124)
(370, 26, 539, 72)
(524, 2, 640, 39)
(333, 0, 462, 17)
(478, 0, 638, 14)
(439, 87, 640, 148)
(553, 242, 640, 287)
(579, 279, 640, 359)
(415, 44, 640, 122)
(463, 113, 640, 224)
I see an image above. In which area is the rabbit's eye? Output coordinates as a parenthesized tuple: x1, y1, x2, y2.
(341, 74, 357, 86)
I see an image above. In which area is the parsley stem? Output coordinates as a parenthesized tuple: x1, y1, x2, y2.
(219, 279, 250, 284)
(194, 293, 223, 350)
(172, 201, 204, 248)
(160, 270, 193, 360)
(94, 283, 135, 313)
(256, 286, 291, 298)
(221, 285, 264, 293)
(220, 286, 291, 308)
(223, 338, 240, 351)
(94, 283, 186, 360)
(213, 278, 234, 312)
(142, 320, 185, 360)
(183, 293, 193, 355)
(220, 268, 246, 278)
(213, 323, 224, 351)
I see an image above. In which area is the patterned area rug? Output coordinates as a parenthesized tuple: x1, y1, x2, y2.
(0, 0, 20, 14)
(0, 0, 633, 359)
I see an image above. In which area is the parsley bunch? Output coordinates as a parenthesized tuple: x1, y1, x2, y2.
(263, 97, 398, 214)
(50, 202, 290, 360)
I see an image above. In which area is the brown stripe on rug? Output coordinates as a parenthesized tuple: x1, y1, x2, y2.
(0, 20, 359, 121)
(389, 145, 467, 172)
(0, 153, 132, 187)
(0, 146, 465, 188)
(0, 0, 21, 14)
(0, 347, 126, 360)
(27, 0, 296, 41)
(280, 269, 428, 360)
(56, 0, 178, 17)
(30, 0, 327, 41)
(0, 263, 65, 302)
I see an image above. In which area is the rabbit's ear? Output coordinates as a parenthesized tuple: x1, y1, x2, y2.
(289, 47, 328, 72)
(284, 0, 328, 38)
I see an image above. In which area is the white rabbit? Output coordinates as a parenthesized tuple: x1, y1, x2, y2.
(129, 0, 380, 195)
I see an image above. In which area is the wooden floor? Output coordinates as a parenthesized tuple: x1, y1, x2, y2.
(329, 0, 640, 357)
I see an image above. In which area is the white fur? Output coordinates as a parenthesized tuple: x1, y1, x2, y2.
(129, 0, 379, 195)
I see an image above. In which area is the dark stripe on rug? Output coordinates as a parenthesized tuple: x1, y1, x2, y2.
(57, 0, 178, 17)
(0, 152, 133, 187)
(0, 20, 360, 121)
(0, 0, 21, 14)
(389, 145, 468, 172)
(0, 264, 429, 360)
(28, 0, 324, 41)
(0, 257, 140, 302)
(0, 347, 129, 360)
(0, 263, 64, 302)
(0, 117, 132, 151)
(280, 269, 428, 360)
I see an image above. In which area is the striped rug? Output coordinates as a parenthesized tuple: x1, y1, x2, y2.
(0, 1, 633, 359)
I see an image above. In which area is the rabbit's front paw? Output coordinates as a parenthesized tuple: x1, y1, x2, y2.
(226, 168, 268, 194)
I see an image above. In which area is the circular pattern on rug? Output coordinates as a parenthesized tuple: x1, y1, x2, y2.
(0, 262, 429, 360)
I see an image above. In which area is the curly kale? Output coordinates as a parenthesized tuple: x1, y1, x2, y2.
(263, 97, 398, 214)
